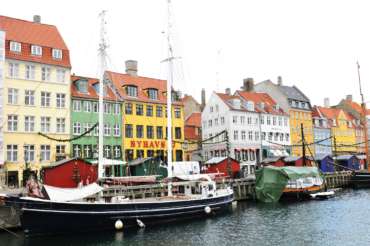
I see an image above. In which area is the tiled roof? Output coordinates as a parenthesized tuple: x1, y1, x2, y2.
(184, 126, 200, 140)
(312, 106, 322, 118)
(317, 106, 341, 120)
(236, 90, 287, 115)
(106, 71, 182, 105)
(278, 85, 310, 103)
(181, 95, 200, 106)
(0, 15, 71, 68)
(185, 112, 201, 127)
(71, 75, 119, 101)
(216, 93, 246, 111)
(344, 100, 363, 114)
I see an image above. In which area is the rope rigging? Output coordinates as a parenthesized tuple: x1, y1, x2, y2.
(38, 123, 98, 142)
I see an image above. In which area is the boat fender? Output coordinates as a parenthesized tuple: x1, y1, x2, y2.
(137, 219, 145, 228)
(115, 220, 123, 230)
(204, 206, 211, 214)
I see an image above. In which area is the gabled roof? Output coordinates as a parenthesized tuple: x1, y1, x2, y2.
(71, 75, 119, 102)
(0, 15, 71, 68)
(215, 92, 247, 111)
(185, 112, 201, 127)
(236, 90, 287, 115)
(184, 126, 200, 140)
(278, 85, 310, 103)
(106, 71, 182, 105)
(317, 106, 341, 120)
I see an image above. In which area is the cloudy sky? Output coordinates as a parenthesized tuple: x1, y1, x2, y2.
(2, 0, 370, 106)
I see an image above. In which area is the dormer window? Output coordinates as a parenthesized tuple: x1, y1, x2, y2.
(148, 88, 158, 100)
(246, 101, 254, 111)
(31, 45, 42, 56)
(10, 41, 21, 52)
(52, 48, 62, 60)
(93, 83, 107, 96)
(126, 85, 138, 97)
(76, 79, 88, 93)
(332, 119, 337, 126)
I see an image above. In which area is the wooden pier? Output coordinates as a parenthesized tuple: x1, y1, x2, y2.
(324, 171, 353, 189)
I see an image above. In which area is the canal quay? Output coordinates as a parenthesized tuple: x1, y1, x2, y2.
(1, 188, 370, 246)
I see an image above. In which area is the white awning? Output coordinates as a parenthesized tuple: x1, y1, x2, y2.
(90, 158, 127, 166)
(43, 183, 103, 202)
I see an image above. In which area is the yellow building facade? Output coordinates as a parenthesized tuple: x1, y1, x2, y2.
(290, 109, 315, 156)
(331, 111, 356, 154)
(1, 16, 71, 186)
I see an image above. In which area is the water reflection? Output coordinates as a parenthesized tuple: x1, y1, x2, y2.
(2, 189, 370, 246)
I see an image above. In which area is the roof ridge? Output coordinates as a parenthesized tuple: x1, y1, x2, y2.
(106, 70, 166, 82)
(0, 15, 57, 28)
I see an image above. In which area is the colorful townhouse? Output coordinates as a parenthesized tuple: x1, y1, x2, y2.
(105, 60, 185, 162)
(70, 75, 122, 160)
(312, 104, 332, 156)
(0, 15, 71, 187)
(202, 82, 290, 168)
(316, 106, 356, 155)
(334, 95, 366, 154)
(254, 77, 314, 156)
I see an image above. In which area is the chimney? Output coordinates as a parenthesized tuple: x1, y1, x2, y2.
(324, 98, 330, 108)
(242, 78, 254, 92)
(346, 94, 353, 102)
(201, 88, 206, 111)
(125, 60, 138, 77)
(33, 15, 41, 23)
(277, 76, 282, 86)
(225, 88, 231, 95)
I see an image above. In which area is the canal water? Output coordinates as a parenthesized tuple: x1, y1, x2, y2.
(2, 188, 370, 246)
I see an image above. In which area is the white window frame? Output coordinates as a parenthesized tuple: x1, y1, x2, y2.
(113, 124, 120, 136)
(56, 69, 66, 83)
(113, 104, 120, 115)
(25, 64, 36, 80)
(73, 122, 81, 135)
(40, 145, 51, 161)
(56, 118, 65, 133)
(25, 90, 35, 106)
(9, 41, 21, 52)
(52, 48, 62, 60)
(7, 114, 18, 131)
(24, 115, 35, 132)
(8, 63, 19, 78)
(6, 145, 18, 162)
(7, 88, 18, 104)
(31, 45, 42, 56)
(56, 93, 66, 108)
(24, 144, 35, 162)
(84, 101, 92, 112)
(73, 100, 81, 112)
(104, 123, 111, 136)
(40, 116, 51, 133)
(41, 66, 51, 81)
(41, 91, 51, 107)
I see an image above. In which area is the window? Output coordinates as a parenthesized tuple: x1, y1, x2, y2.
(52, 49, 62, 59)
(113, 104, 120, 115)
(247, 117, 252, 125)
(7, 115, 18, 131)
(156, 106, 163, 117)
(56, 69, 66, 83)
(25, 65, 35, 80)
(234, 130, 238, 140)
(73, 144, 82, 158)
(286, 133, 290, 142)
(104, 103, 111, 114)
(10, 41, 21, 52)
(126, 85, 138, 97)
(284, 117, 288, 126)
(260, 115, 265, 124)
(6, 145, 17, 162)
(24, 145, 35, 162)
(125, 103, 132, 114)
(73, 100, 81, 111)
(83, 123, 92, 136)
(233, 116, 237, 124)
(114, 146, 121, 159)
(215, 118, 219, 126)
(93, 102, 99, 113)
(41, 66, 51, 81)
(41, 92, 51, 107)
(216, 105, 219, 112)
(274, 133, 278, 141)
(103, 124, 111, 136)
(73, 122, 81, 135)
(84, 101, 92, 112)
(261, 132, 266, 140)
(56, 93, 66, 108)
(208, 120, 212, 127)
(136, 125, 144, 138)
(40, 145, 51, 161)
(157, 126, 163, 139)
(147, 126, 154, 139)
(248, 131, 253, 140)
(77, 79, 88, 93)
(278, 117, 282, 126)
(174, 108, 181, 118)
(241, 131, 246, 140)
(175, 127, 182, 139)
(83, 145, 92, 158)
(125, 124, 133, 138)
(25, 90, 35, 105)
(136, 104, 143, 115)
(40, 117, 51, 133)
(273, 117, 276, 126)
(94, 124, 99, 136)
(240, 116, 245, 124)
(255, 132, 259, 141)
(146, 105, 153, 116)
(279, 133, 284, 141)
(8, 63, 19, 78)
(136, 149, 144, 158)
(24, 116, 35, 132)
(113, 124, 120, 136)
(267, 116, 271, 125)
(31, 45, 42, 56)
(148, 88, 158, 100)
(56, 118, 65, 133)
(268, 132, 273, 141)
(221, 117, 225, 125)
(7, 88, 18, 104)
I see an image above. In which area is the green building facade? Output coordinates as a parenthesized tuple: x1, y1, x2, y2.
(70, 75, 123, 160)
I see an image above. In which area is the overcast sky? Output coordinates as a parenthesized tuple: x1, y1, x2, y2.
(2, 0, 370, 107)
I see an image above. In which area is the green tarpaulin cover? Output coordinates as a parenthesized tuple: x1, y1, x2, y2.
(255, 166, 323, 203)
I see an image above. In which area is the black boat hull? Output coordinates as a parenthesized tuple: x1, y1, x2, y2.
(14, 193, 233, 235)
